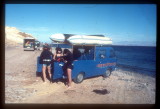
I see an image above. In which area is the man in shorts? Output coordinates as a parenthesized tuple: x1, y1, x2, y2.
(40, 44, 53, 83)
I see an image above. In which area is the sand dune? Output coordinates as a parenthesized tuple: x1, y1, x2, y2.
(5, 26, 35, 45)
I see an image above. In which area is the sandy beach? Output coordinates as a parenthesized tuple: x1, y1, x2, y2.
(5, 44, 155, 104)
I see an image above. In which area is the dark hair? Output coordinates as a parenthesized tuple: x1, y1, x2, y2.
(56, 47, 62, 54)
(43, 43, 50, 51)
(43, 47, 49, 51)
(63, 49, 71, 55)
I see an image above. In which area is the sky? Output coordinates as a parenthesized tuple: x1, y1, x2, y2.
(5, 4, 157, 46)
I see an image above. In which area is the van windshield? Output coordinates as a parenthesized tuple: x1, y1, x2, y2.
(73, 46, 94, 60)
(24, 39, 34, 48)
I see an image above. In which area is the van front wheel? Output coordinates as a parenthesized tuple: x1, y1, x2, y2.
(103, 69, 111, 78)
(74, 72, 84, 83)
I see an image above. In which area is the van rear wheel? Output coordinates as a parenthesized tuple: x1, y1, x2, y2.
(74, 72, 84, 83)
(103, 69, 111, 78)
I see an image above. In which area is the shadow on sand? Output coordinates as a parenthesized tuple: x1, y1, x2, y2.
(92, 89, 110, 95)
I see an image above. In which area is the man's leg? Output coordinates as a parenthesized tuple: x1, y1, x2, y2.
(67, 68, 72, 87)
(42, 65, 47, 82)
(47, 65, 52, 82)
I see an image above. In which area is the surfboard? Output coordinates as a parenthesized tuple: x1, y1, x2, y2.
(67, 35, 112, 45)
(50, 33, 65, 42)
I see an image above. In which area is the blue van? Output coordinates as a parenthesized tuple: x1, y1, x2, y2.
(37, 44, 117, 83)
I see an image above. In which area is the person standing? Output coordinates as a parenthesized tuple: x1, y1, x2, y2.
(40, 44, 53, 83)
(63, 49, 74, 88)
(53, 47, 63, 62)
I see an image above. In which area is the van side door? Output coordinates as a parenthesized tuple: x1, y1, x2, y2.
(95, 47, 108, 75)
(52, 62, 64, 80)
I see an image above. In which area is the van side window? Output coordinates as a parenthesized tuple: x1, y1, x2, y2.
(109, 49, 116, 58)
(99, 50, 106, 59)
(73, 46, 94, 60)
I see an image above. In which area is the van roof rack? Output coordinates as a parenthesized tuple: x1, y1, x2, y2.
(87, 35, 105, 37)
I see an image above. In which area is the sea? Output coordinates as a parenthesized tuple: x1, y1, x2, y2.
(112, 45, 156, 77)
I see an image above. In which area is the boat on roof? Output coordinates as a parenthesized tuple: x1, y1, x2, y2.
(50, 33, 112, 45)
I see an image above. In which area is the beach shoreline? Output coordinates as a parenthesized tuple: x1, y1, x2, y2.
(5, 44, 155, 104)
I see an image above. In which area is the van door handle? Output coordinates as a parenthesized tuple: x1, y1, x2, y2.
(59, 64, 63, 66)
(99, 62, 101, 63)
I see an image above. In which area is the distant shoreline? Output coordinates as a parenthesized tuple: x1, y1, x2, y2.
(111, 45, 156, 47)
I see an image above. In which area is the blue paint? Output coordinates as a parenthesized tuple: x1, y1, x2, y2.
(37, 44, 117, 82)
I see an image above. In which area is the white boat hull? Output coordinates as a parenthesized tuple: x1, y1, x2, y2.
(50, 33, 65, 42)
(67, 35, 112, 45)
(50, 34, 112, 45)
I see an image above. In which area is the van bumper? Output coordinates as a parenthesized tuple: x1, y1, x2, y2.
(24, 48, 35, 51)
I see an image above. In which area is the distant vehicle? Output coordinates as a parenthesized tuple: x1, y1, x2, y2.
(39, 43, 44, 51)
(23, 37, 35, 51)
(37, 43, 117, 83)
(35, 40, 40, 50)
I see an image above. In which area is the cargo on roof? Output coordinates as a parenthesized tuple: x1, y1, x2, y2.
(50, 33, 112, 45)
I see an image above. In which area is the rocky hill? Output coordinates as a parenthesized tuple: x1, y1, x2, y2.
(5, 26, 35, 45)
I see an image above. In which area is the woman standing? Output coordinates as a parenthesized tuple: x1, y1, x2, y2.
(63, 49, 74, 88)
(53, 47, 63, 62)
